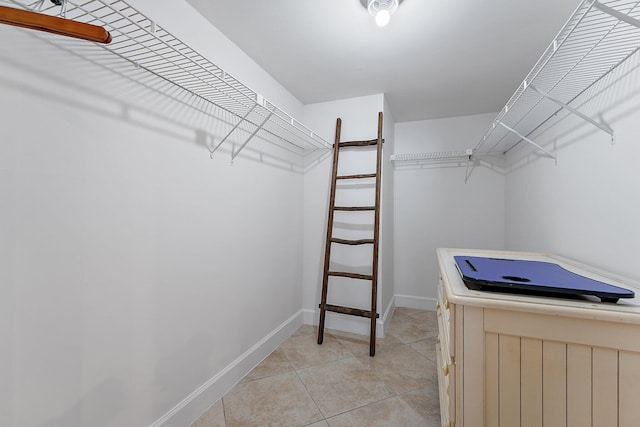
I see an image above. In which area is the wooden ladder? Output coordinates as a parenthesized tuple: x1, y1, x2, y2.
(317, 112, 383, 357)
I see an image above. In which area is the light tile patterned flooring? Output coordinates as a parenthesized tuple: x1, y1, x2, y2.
(191, 308, 441, 427)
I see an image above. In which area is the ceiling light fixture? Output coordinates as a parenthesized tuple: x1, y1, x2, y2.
(361, 0, 403, 27)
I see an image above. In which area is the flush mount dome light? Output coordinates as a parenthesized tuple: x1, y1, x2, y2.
(360, 0, 403, 27)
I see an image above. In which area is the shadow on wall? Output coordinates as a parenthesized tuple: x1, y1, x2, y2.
(505, 47, 640, 171)
(391, 158, 502, 183)
(37, 378, 125, 427)
(0, 26, 324, 174)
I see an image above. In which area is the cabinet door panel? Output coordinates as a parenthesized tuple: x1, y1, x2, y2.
(542, 341, 566, 427)
(593, 348, 618, 427)
(521, 338, 543, 427)
(499, 335, 521, 426)
(566, 344, 591, 427)
(463, 306, 484, 423)
(485, 332, 499, 426)
(619, 351, 640, 427)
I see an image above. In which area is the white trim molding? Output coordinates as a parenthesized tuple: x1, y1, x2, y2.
(394, 294, 436, 311)
(152, 294, 435, 426)
(150, 310, 304, 427)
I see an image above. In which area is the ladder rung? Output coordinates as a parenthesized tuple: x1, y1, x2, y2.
(336, 173, 377, 180)
(338, 139, 379, 148)
(320, 304, 380, 318)
(331, 237, 374, 245)
(328, 271, 373, 280)
(334, 206, 375, 211)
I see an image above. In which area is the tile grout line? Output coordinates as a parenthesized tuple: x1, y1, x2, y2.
(298, 364, 401, 423)
(281, 330, 328, 423)
(293, 369, 327, 424)
(292, 332, 360, 422)
(206, 310, 439, 426)
(293, 343, 400, 422)
(291, 331, 391, 423)
(286, 327, 333, 425)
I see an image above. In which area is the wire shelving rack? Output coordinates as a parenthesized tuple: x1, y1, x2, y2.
(3, 0, 331, 160)
(474, 0, 640, 159)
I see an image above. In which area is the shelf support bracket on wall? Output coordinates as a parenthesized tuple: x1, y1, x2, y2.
(231, 110, 274, 162)
(35, 0, 68, 17)
(529, 84, 614, 141)
(464, 155, 474, 184)
(209, 104, 257, 157)
(497, 121, 557, 161)
(592, 0, 640, 29)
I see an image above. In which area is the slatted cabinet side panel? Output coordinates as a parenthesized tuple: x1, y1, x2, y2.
(542, 341, 567, 427)
(520, 338, 542, 427)
(484, 337, 564, 426)
(485, 336, 568, 426)
(499, 335, 521, 426)
(566, 344, 591, 427)
(593, 347, 618, 426)
(485, 333, 499, 426)
(463, 306, 485, 424)
(619, 351, 640, 426)
(483, 335, 640, 427)
(483, 334, 640, 426)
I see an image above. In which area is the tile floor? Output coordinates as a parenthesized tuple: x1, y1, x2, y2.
(191, 307, 441, 427)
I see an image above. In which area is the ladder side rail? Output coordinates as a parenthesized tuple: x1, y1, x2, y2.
(318, 118, 342, 345)
(370, 111, 384, 357)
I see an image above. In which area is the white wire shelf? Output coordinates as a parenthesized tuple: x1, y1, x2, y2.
(390, 149, 473, 163)
(475, 0, 640, 158)
(391, 149, 475, 182)
(4, 0, 331, 159)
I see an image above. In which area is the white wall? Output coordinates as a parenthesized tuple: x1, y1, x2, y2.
(12, 1, 640, 425)
(302, 94, 395, 336)
(505, 51, 640, 283)
(394, 113, 506, 304)
(0, 1, 309, 425)
(381, 98, 396, 320)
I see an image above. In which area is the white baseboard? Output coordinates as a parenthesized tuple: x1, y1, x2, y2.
(394, 294, 437, 311)
(150, 310, 304, 427)
(151, 294, 434, 426)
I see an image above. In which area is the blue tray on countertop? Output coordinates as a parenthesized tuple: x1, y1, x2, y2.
(454, 256, 635, 303)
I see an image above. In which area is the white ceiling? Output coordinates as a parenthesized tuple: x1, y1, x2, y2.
(185, 0, 581, 122)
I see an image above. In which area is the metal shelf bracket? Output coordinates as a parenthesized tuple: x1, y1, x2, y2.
(592, 0, 640, 29)
(472, 0, 640, 172)
(464, 157, 474, 184)
(35, 0, 67, 16)
(231, 110, 274, 161)
(497, 121, 557, 161)
(209, 104, 257, 157)
(529, 83, 614, 141)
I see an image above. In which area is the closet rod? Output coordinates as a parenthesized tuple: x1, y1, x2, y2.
(0, 5, 111, 43)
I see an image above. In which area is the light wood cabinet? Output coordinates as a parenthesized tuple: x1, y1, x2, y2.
(436, 248, 640, 427)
